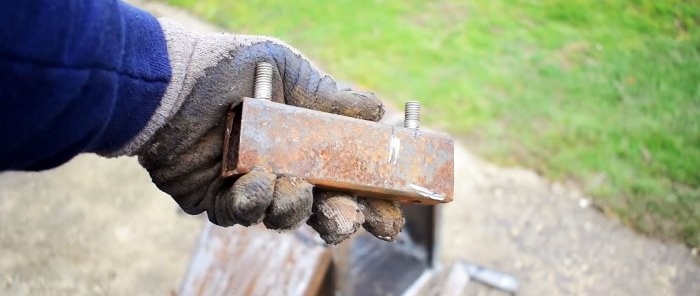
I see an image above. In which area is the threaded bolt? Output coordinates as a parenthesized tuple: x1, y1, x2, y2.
(254, 62, 273, 100)
(404, 101, 421, 129)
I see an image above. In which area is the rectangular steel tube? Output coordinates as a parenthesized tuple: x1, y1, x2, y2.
(223, 98, 454, 205)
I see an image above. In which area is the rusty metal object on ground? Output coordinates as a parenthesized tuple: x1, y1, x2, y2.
(179, 224, 331, 296)
(461, 261, 519, 293)
(439, 263, 472, 296)
(338, 230, 432, 295)
(222, 97, 454, 205)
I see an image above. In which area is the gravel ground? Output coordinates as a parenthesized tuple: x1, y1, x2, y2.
(1, 1, 698, 295)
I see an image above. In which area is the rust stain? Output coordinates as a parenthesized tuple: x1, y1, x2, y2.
(223, 98, 454, 205)
(180, 224, 330, 296)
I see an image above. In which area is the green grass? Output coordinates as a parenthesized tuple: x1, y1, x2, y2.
(165, 0, 700, 246)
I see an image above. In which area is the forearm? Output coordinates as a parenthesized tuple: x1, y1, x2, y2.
(0, 0, 171, 171)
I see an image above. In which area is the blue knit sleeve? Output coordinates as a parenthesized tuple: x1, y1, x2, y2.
(0, 0, 171, 171)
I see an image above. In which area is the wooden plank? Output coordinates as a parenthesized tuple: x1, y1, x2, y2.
(180, 223, 331, 296)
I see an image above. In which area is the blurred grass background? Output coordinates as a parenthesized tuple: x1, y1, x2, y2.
(164, 0, 700, 247)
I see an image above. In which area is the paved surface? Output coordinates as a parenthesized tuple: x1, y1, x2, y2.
(1, 1, 699, 295)
(0, 155, 201, 296)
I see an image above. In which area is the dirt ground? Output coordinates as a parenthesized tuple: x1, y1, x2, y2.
(442, 144, 700, 295)
(1, 1, 699, 295)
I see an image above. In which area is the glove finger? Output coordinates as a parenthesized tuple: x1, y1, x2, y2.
(254, 42, 385, 121)
(358, 198, 405, 242)
(209, 177, 236, 227)
(287, 81, 385, 122)
(307, 192, 364, 245)
(213, 171, 276, 227)
(324, 90, 385, 122)
(263, 176, 313, 230)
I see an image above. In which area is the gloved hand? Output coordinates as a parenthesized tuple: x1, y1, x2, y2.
(111, 19, 404, 244)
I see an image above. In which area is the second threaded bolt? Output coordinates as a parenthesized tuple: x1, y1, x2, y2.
(404, 101, 421, 129)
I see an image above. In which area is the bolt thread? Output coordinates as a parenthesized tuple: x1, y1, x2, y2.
(254, 62, 273, 100)
(404, 101, 421, 129)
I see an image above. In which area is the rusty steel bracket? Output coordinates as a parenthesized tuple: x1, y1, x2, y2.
(222, 98, 454, 205)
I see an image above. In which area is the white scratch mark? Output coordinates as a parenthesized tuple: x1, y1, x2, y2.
(388, 135, 401, 165)
(409, 184, 446, 201)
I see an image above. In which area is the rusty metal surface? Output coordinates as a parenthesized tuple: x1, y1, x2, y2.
(180, 191, 444, 296)
(343, 231, 430, 296)
(223, 98, 454, 205)
(179, 224, 331, 296)
(402, 204, 441, 267)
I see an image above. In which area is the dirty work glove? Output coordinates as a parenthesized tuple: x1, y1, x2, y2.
(111, 19, 404, 244)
